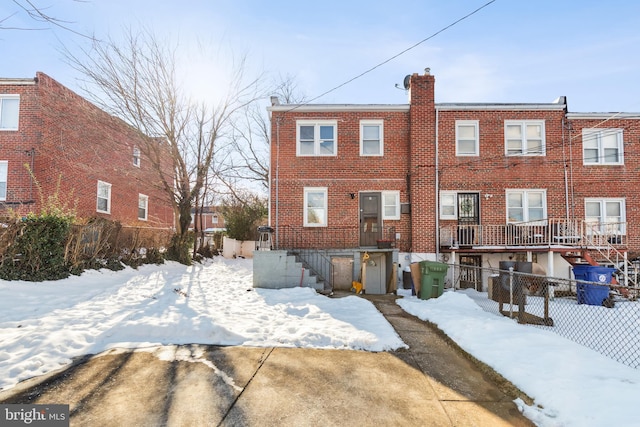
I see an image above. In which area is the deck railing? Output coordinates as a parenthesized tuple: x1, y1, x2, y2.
(439, 219, 627, 249)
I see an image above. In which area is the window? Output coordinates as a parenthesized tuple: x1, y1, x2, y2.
(360, 120, 383, 156)
(456, 120, 479, 156)
(133, 146, 141, 167)
(0, 161, 7, 201)
(0, 96, 19, 130)
(505, 120, 545, 156)
(585, 198, 625, 235)
(506, 190, 546, 223)
(382, 191, 400, 220)
(212, 214, 219, 224)
(97, 181, 112, 213)
(138, 194, 148, 220)
(440, 191, 457, 219)
(303, 187, 327, 227)
(582, 128, 623, 165)
(297, 121, 337, 156)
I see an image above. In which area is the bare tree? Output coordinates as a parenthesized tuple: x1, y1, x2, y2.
(215, 74, 307, 195)
(2, 0, 93, 39)
(65, 28, 262, 263)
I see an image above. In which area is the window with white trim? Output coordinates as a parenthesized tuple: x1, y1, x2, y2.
(212, 214, 219, 224)
(585, 198, 625, 235)
(303, 187, 327, 227)
(505, 120, 545, 156)
(439, 191, 457, 219)
(0, 161, 7, 201)
(582, 128, 623, 165)
(297, 121, 337, 156)
(97, 181, 112, 214)
(506, 189, 546, 223)
(133, 146, 141, 167)
(382, 191, 400, 220)
(0, 96, 19, 130)
(138, 194, 148, 220)
(360, 120, 383, 156)
(456, 120, 479, 156)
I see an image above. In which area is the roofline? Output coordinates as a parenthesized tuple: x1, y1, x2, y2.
(566, 112, 640, 120)
(268, 102, 566, 113)
(0, 78, 37, 85)
(267, 104, 410, 112)
(436, 103, 566, 111)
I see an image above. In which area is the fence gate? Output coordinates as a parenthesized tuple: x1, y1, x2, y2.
(459, 255, 482, 290)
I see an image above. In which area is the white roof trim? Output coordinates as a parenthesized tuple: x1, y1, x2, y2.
(268, 104, 410, 112)
(0, 78, 36, 85)
(566, 112, 640, 120)
(436, 103, 565, 111)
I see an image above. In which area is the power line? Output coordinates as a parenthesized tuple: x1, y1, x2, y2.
(286, 0, 497, 109)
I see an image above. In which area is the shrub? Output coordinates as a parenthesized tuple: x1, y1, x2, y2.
(0, 213, 73, 281)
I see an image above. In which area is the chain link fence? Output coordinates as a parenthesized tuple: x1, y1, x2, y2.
(448, 263, 640, 369)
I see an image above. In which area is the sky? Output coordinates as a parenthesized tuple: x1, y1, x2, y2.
(2, 0, 640, 112)
(1, 257, 639, 426)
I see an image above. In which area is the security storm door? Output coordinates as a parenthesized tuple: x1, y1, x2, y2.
(360, 192, 381, 247)
(457, 193, 479, 246)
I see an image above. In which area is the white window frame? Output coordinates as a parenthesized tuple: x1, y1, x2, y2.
(504, 120, 545, 156)
(303, 187, 328, 227)
(360, 120, 384, 156)
(296, 121, 337, 157)
(439, 191, 457, 220)
(506, 189, 547, 223)
(97, 180, 112, 214)
(382, 191, 400, 220)
(133, 146, 141, 167)
(212, 214, 219, 224)
(0, 95, 20, 130)
(582, 128, 624, 165)
(455, 120, 479, 156)
(584, 198, 626, 235)
(0, 161, 7, 201)
(138, 194, 148, 221)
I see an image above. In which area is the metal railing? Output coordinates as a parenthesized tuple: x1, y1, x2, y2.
(450, 263, 640, 369)
(275, 225, 398, 250)
(439, 219, 627, 248)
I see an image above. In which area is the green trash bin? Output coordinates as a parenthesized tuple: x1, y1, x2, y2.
(419, 261, 449, 300)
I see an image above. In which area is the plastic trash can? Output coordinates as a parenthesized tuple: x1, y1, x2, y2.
(419, 261, 449, 300)
(572, 265, 614, 306)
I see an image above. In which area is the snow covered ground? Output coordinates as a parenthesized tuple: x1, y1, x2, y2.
(1, 257, 639, 427)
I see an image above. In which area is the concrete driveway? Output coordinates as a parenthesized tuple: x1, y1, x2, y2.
(0, 295, 535, 426)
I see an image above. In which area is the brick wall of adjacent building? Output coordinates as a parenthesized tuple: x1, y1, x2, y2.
(0, 72, 174, 228)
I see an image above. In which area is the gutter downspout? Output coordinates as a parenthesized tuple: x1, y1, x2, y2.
(435, 108, 440, 259)
(275, 117, 281, 249)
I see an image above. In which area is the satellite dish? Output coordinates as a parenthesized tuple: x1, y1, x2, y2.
(403, 75, 411, 90)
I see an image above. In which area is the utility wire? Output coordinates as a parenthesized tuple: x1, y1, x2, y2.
(290, 0, 497, 108)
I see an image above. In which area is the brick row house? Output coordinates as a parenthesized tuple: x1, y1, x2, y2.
(262, 70, 640, 294)
(0, 72, 174, 229)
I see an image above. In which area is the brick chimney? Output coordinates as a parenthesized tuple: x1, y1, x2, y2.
(408, 69, 437, 254)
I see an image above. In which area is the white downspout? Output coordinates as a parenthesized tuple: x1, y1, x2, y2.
(435, 108, 440, 259)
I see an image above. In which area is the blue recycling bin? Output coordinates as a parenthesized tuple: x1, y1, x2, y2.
(572, 265, 614, 306)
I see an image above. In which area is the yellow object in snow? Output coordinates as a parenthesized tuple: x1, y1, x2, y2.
(351, 281, 363, 294)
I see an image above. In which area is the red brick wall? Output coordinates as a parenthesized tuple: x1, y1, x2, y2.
(0, 72, 174, 228)
(270, 108, 412, 250)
